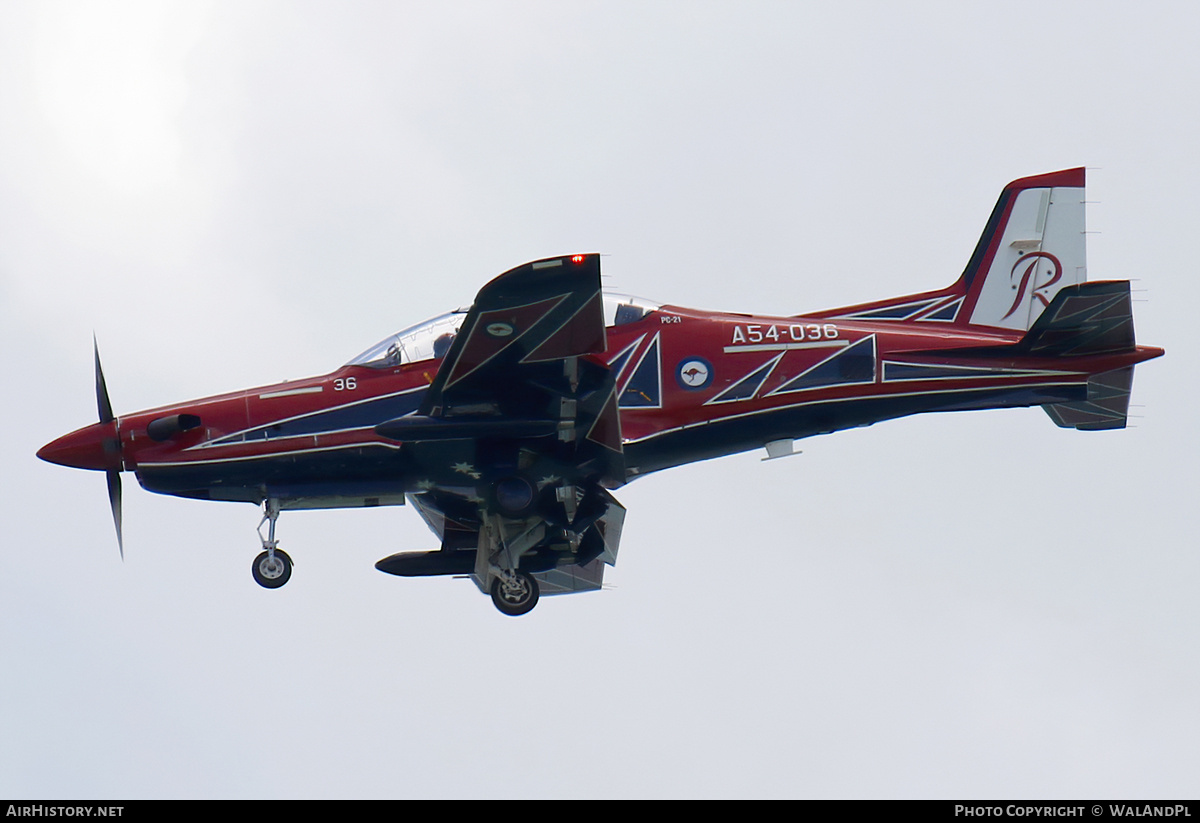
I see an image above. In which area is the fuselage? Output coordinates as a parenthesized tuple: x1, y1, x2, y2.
(33, 173, 1170, 614)
(38, 298, 1162, 510)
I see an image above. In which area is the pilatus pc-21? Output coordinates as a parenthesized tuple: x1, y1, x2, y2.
(39, 168, 1163, 615)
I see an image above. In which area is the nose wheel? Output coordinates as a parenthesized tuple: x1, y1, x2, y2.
(490, 570, 539, 616)
(252, 498, 293, 589)
(252, 548, 292, 588)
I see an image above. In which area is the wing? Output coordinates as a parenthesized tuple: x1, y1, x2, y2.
(377, 252, 624, 485)
(423, 254, 606, 412)
(374, 254, 627, 601)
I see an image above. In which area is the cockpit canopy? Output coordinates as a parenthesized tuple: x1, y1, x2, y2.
(602, 293, 661, 327)
(347, 311, 468, 369)
(347, 293, 661, 369)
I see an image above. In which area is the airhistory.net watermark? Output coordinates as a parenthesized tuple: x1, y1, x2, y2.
(5, 807, 123, 817)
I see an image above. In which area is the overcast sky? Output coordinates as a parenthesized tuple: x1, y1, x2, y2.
(2, 0, 1197, 799)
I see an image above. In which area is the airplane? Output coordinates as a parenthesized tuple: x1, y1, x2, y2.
(38, 167, 1164, 616)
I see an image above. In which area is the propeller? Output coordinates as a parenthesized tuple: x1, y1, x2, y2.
(94, 335, 124, 559)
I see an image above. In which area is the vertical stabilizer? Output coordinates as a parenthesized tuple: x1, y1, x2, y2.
(961, 168, 1087, 331)
(809, 168, 1089, 332)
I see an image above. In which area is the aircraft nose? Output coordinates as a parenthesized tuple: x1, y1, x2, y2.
(37, 420, 122, 471)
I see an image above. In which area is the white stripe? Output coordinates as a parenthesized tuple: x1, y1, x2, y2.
(881, 361, 1079, 380)
(723, 341, 848, 354)
(258, 386, 324, 399)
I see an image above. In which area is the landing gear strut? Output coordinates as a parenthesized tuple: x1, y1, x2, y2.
(252, 499, 292, 589)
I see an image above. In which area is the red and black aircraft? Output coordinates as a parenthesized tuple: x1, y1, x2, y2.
(38, 168, 1164, 615)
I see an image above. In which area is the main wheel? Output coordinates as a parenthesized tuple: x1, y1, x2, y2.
(252, 549, 292, 589)
(490, 570, 540, 616)
(493, 476, 537, 517)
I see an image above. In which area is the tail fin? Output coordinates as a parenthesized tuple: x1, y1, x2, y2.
(959, 168, 1087, 330)
(814, 168, 1088, 331)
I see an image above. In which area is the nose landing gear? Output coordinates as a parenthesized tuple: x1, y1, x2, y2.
(252, 548, 292, 588)
(252, 499, 293, 589)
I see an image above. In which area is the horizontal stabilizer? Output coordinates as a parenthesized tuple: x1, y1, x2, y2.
(1043, 367, 1134, 430)
(1017, 281, 1134, 357)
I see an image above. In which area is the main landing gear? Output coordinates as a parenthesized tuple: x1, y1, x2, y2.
(252, 499, 293, 589)
(490, 570, 539, 616)
(475, 513, 546, 616)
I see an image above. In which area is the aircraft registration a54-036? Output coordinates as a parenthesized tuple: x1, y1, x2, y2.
(39, 168, 1164, 615)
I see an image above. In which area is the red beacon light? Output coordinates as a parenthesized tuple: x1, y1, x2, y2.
(571, 254, 585, 264)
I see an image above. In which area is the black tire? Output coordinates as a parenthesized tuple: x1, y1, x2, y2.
(490, 571, 540, 616)
(252, 549, 292, 589)
(493, 476, 537, 517)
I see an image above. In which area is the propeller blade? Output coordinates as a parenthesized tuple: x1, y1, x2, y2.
(107, 469, 124, 560)
(94, 334, 114, 425)
(95, 336, 123, 558)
